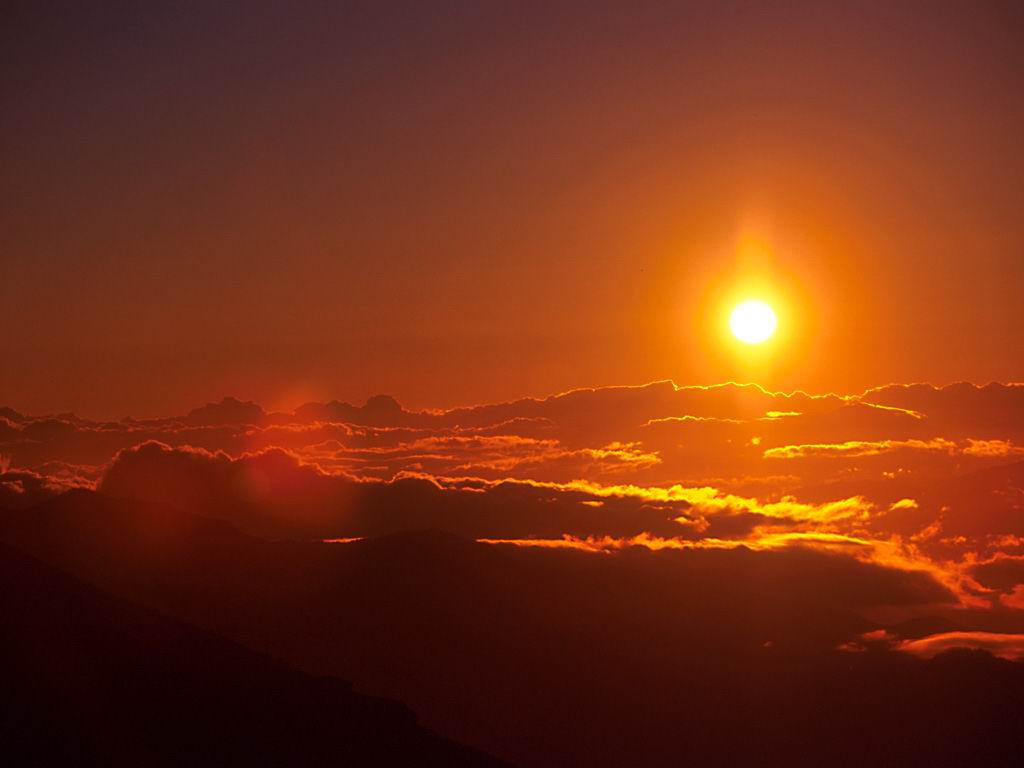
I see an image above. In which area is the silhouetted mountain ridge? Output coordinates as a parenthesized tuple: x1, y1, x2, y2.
(0, 541, 503, 767)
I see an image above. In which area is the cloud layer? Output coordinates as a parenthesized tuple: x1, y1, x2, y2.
(3, 378, 1024, 764)
(2, 379, 1024, 620)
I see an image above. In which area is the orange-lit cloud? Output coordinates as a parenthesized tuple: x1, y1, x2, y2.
(4, 378, 1024, 637)
(897, 632, 1024, 661)
(763, 438, 957, 460)
(963, 439, 1024, 458)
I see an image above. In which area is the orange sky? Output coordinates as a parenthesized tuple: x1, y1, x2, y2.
(2, 2, 1022, 418)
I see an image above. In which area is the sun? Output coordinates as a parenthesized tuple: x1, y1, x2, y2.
(729, 300, 777, 344)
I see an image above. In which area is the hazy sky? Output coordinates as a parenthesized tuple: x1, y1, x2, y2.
(3, 1, 1022, 418)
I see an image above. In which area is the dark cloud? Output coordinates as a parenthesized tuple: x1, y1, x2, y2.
(898, 631, 1024, 661)
(971, 554, 1024, 595)
(861, 382, 1024, 441)
(97, 441, 698, 540)
(5, 381, 1022, 489)
(0, 466, 89, 510)
(182, 396, 268, 427)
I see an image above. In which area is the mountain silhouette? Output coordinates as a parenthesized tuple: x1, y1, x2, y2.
(0, 540, 502, 767)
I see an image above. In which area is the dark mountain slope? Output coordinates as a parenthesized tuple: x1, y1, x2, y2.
(0, 541, 501, 767)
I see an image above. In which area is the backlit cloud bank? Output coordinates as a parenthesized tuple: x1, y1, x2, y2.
(3, 380, 1024, 653)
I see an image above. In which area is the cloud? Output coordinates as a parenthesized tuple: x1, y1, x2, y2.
(963, 439, 1024, 457)
(183, 396, 267, 427)
(97, 441, 700, 540)
(5, 381, 1023, 495)
(86, 442, 888, 556)
(0, 465, 93, 509)
(1001, 585, 1024, 610)
(970, 553, 1024, 587)
(897, 632, 1024, 661)
(300, 432, 660, 481)
(86, 439, 989, 614)
(889, 498, 918, 510)
(763, 438, 957, 460)
(3, 377, 1024, 614)
(860, 382, 1024, 441)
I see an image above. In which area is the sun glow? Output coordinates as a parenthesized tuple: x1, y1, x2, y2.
(729, 300, 777, 344)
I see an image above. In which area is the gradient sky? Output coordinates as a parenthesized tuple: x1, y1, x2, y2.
(3, 1, 1022, 418)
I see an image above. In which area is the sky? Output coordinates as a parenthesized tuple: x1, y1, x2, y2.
(3, 1, 1022, 418)
(3, 6, 1024, 762)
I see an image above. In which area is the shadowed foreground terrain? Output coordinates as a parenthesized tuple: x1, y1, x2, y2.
(3, 490, 1023, 766)
(0, 539, 500, 766)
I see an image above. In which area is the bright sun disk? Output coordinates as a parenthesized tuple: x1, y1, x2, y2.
(729, 300, 777, 344)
